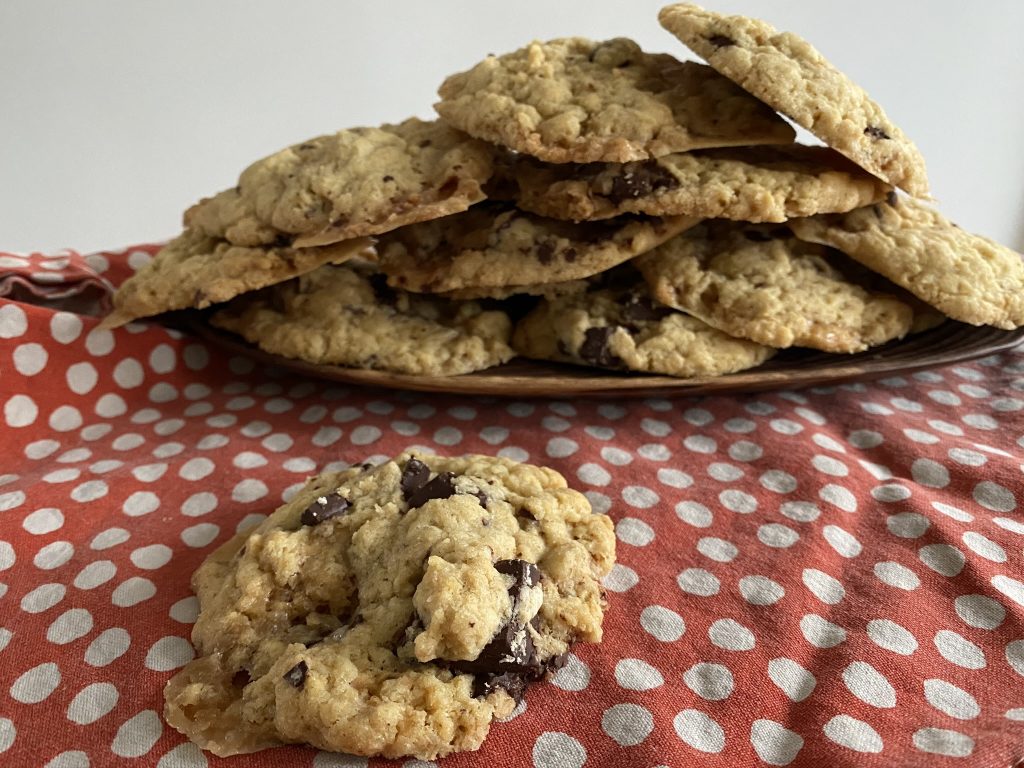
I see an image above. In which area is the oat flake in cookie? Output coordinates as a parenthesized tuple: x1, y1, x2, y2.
(436, 37, 795, 163)
(164, 454, 615, 760)
(658, 4, 929, 196)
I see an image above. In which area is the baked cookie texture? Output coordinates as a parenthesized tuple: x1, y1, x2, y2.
(789, 196, 1024, 330)
(511, 144, 892, 222)
(164, 454, 615, 760)
(210, 263, 515, 376)
(435, 36, 795, 163)
(101, 229, 370, 329)
(184, 118, 496, 248)
(636, 221, 915, 352)
(513, 271, 775, 376)
(658, 4, 929, 196)
(377, 201, 697, 293)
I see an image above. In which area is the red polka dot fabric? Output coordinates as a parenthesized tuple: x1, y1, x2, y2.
(1, 245, 1023, 768)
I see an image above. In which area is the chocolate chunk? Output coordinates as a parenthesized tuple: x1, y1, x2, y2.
(231, 669, 251, 688)
(472, 672, 528, 703)
(606, 162, 679, 203)
(579, 326, 624, 368)
(368, 273, 398, 306)
(406, 472, 457, 509)
(300, 494, 350, 526)
(495, 559, 541, 591)
(886, 190, 898, 207)
(622, 294, 673, 324)
(536, 241, 556, 265)
(382, 174, 394, 182)
(283, 660, 308, 689)
(469, 489, 488, 508)
(400, 457, 432, 501)
(864, 125, 891, 140)
(708, 34, 735, 48)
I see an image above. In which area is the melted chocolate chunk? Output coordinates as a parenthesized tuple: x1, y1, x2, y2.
(579, 326, 624, 368)
(495, 559, 541, 590)
(473, 672, 529, 703)
(536, 241, 556, 265)
(708, 34, 736, 48)
(283, 660, 308, 689)
(406, 472, 457, 509)
(605, 162, 679, 203)
(400, 458, 431, 501)
(864, 125, 891, 140)
(470, 489, 488, 508)
(886, 190, 898, 207)
(622, 294, 673, 324)
(300, 494, 350, 526)
(231, 669, 252, 688)
(368, 273, 398, 306)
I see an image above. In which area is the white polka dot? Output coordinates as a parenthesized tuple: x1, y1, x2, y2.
(767, 658, 815, 702)
(758, 523, 799, 549)
(873, 561, 920, 590)
(867, 619, 918, 655)
(708, 618, 755, 651)
(640, 605, 685, 641)
(14, 342, 48, 375)
(673, 709, 725, 753)
(640, 417, 668, 436)
(24, 439, 60, 459)
(43, 468, 80, 484)
(600, 446, 632, 465)
(615, 658, 664, 690)
(157, 743, 208, 768)
(677, 568, 720, 597)
(974, 481, 1015, 512)
(34, 540, 74, 570)
(130, 544, 172, 570)
(934, 630, 986, 669)
(111, 577, 156, 607)
(144, 636, 194, 671)
(121, 491, 159, 518)
(67, 682, 119, 724)
(993, 516, 1024, 534)
(823, 525, 861, 558)
(923, 679, 979, 720)
(823, 715, 883, 753)
(169, 596, 199, 624)
(954, 594, 1005, 630)
(5, 394, 38, 427)
(1006, 641, 1024, 677)
(932, 501, 974, 523)
(739, 575, 784, 605)
(74, 560, 116, 590)
(919, 544, 965, 577)
(843, 661, 895, 708)
(886, 513, 929, 539)
(719, 489, 757, 513)
(111, 710, 162, 758)
(616, 518, 654, 547)
(800, 614, 845, 648)
(992, 575, 1024, 608)
(113, 358, 144, 389)
(584, 491, 610, 515)
(729, 440, 762, 462)
(0, 541, 13, 571)
(659, 466, 691, 487)
(22, 507, 63, 535)
(71, 480, 108, 502)
(0, 304, 28, 337)
(684, 662, 733, 700)
(182, 523, 220, 548)
(962, 531, 1006, 563)
(637, 443, 670, 461)
(50, 312, 82, 343)
(801, 568, 844, 605)
(20, 582, 65, 613)
(872, 483, 911, 502)
(549, 653, 590, 691)
(622, 485, 658, 509)
(85, 328, 114, 356)
(949, 447, 987, 466)
(848, 429, 882, 448)
(750, 719, 804, 766)
(577, 463, 610, 486)
(10, 661, 61, 703)
(601, 564, 638, 592)
(770, 419, 803, 435)
(780, 501, 820, 522)
(760, 469, 797, 493)
(0, 490, 25, 511)
(1006, 708, 1024, 720)
(47, 608, 93, 644)
(532, 732, 585, 768)
(432, 426, 461, 446)
(601, 703, 653, 746)
(46, 750, 89, 767)
(675, 501, 712, 527)
(85, 628, 131, 667)
(546, 437, 577, 458)
(683, 435, 716, 454)
(148, 344, 176, 374)
(90, 527, 129, 550)
(697, 537, 737, 562)
(912, 728, 974, 758)
(811, 455, 848, 477)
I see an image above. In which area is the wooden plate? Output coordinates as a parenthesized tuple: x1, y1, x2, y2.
(188, 317, 1024, 399)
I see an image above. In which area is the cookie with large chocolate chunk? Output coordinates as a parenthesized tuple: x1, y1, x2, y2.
(210, 262, 515, 376)
(658, 4, 928, 195)
(376, 201, 697, 294)
(184, 118, 497, 248)
(164, 454, 614, 760)
(435, 37, 795, 163)
(101, 228, 371, 329)
(789, 196, 1024, 329)
(511, 144, 892, 222)
(636, 221, 915, 352)
(513, 268, 775, 376)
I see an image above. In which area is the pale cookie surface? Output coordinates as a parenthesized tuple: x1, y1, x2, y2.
(512, 144, 891, 222)
(637, 221, 915, 352)
(789, 196, 1024, 330)
(658, 4, 929, 196)
(435, 37, 795, 163)
(210, 263, 515, 376)
(102, 229, 369, 329)
(184, 118, 495, 247)
(164, 454, 615, 760)
(377, 201, 697, 293)
(513, 270, 775, 376)
(441, 279, 589, 302)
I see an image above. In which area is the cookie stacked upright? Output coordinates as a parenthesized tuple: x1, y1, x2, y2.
(104, 4, 1024, 379)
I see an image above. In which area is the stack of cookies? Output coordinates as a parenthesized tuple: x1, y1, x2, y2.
(104, 4, 1024, 379)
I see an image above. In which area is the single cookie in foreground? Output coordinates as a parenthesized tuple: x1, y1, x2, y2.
(658, 3, 929, 196)
(789, 196, 1024, 330)
(377, 201, 697, 293)
(210, 263, 515, 376)
(511, 144, 892, 222)
(513, 270, 775, 376)
(435, 37, 795, 163)
(185, 118, 496, 248)
(101, 229, 370, 329)
(636, 221, 914, 352)
(164, 454, 615, 760)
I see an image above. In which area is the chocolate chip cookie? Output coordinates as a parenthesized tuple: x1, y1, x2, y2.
(164, 454, 615, 760)
(377, 201, 697, 294)
(435, 37, 795, 163)
(101, 229, 370, 329)
(210, 262, 516, 376)
(184, 118, 497, 248)
(636, 221, 915, 352)
(510, 144, 892, 222)
(658, 4, 929, 195)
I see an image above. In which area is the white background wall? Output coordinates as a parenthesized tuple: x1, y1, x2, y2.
(2, 0, 1022, 254)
